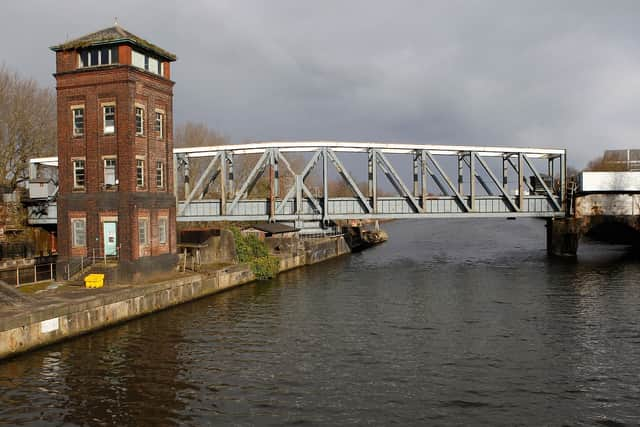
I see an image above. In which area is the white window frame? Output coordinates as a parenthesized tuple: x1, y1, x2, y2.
(79, 47, 117, 68)
(103, 157, 116, 186)
(155, 111, 164, 139)
(131, 50, 163, 75)
(72, 218, 86, 247)
(73, 158, 86, 189)
(103, 104, 115, 134)
(72, 106, 84, 136)
(135, 106, 145, 136)
(156, 161, 164, 188)
(136, 158, 145, 187)
(158, 217, 168, 244)
(138, 217, 149, 246)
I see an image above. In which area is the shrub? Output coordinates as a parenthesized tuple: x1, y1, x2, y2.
(230, 228, 279, 280)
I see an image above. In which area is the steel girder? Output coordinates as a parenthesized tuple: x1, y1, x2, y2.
(172, 142, 566, 223)
(27, 142, 567, 225)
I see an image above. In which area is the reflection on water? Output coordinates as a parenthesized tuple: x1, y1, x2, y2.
(1, 219, 640, 425)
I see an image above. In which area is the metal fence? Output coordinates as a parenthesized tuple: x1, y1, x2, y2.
(63, 247, 119, 280)
(0, 262, 57, 287)
(298, 230, 345, 239)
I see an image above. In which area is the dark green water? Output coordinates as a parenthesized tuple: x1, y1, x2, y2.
(1, 219, 640, 425)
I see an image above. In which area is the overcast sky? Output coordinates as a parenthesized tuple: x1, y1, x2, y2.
(2, 0, 640, 168)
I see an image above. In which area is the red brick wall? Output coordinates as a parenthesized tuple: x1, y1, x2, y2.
(55, 47, 177, 267)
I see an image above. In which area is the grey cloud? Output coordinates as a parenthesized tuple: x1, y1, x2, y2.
(3, 0, 640, 167)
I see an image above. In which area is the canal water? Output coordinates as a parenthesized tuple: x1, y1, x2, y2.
(2, 219, 640, 425)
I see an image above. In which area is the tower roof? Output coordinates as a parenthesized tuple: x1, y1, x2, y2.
(51, 24, 176, 61)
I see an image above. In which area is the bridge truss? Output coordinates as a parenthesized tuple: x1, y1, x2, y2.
(28, 142, 566, 227)
(172, 142, 566, 227)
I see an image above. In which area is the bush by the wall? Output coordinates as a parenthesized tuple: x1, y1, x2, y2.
(230, 228, 279, 280)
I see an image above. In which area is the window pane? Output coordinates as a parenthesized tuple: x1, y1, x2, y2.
(148, 57, 158, 74)
(74, 160, 85, 188)
(73, 108, 84, 136)
(104, 158, 116, 186)
(90, 49, 98, 66)
(138, 219, 148, 244)
(100, 48, 109, 65)
(136, 159, 144, 186)
(159, 218, 167, 244)
(111, 47, 119, 63)
(73, 220, 86, 246)
(135, 107, 144, 135)
(79, 51, 89, 67)
(156, 161, 163, 187)
(104, 106, 115, 134)
(155, 112, 164, 138)
(132, 50, 145, 69)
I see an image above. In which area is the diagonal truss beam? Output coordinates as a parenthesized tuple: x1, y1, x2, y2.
(462, 154, 493, 195)
(200, 169, 221, 199)
(228, 150, 270, 214)
(506, 155, 534, 193)
(326, 149, 372, 213)
(276, 150, 323, 215)
(376, 151, 422, 213)
(473, 153, 520, 212)
(179, 153, 221, 215)
(424, 151, 470, 212)
(522, 154, 562, 211)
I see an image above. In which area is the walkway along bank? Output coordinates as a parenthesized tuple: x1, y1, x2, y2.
(0, 233, 356, 361)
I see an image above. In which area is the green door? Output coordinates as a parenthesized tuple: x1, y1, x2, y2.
(103, 222, 117, 256)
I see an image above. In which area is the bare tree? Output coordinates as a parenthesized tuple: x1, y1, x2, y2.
(585, 153, 629, 172)
(0, 65, 56, 190)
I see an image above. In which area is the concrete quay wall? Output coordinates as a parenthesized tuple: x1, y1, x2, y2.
(0, 236, 351, 361)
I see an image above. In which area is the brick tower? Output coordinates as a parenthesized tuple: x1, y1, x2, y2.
(51, 25, 178, 280)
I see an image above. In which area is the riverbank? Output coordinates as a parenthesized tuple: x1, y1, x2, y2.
(0, 235, 351, 360)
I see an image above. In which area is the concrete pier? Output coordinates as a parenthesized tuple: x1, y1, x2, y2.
(547, 214, 640, 256)
(0, 236, 352, 361)
(546, 218, 581, 257)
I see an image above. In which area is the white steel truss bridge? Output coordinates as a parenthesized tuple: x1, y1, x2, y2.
(28, 141, 567, 228)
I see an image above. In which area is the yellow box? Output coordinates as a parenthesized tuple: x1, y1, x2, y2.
(84, 273, 105, 288)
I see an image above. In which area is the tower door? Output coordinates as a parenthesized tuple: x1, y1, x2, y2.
(103, 222, 117, 256)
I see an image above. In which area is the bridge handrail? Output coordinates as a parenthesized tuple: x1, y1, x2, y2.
(30, 141, 565, 168)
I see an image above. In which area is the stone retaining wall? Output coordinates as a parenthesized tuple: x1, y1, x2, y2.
(0, 236, 351, 360)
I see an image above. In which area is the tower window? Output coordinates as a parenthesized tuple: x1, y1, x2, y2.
(103, 105, 115, 134)
(73, 159, 85, 189)
(156, 161, 164, 188)
(135, 107, 145, 135)
(155, 111, 164, 139)
(78, 47, 118, 68)
(158, 217, 168, 244)
(136, 159, 145, 187)
(138, 218, 149, 245)
(132, 50, 164, 76)
(72, 107, 84, 136)
(104, 158, 116, 186)
(72, 218, 86, 247)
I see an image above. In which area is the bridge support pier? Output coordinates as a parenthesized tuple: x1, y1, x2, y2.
(546, 218, 580, 257)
